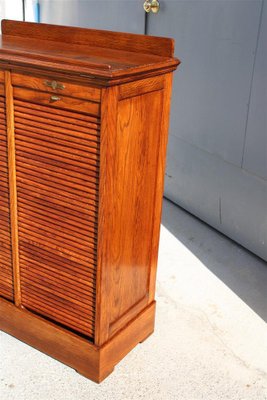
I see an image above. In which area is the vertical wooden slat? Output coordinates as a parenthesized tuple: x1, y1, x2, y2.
(94, 85, 118, 346)
(5, 71, 21, 306)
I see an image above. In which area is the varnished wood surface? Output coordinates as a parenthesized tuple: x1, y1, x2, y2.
(0, 298, 99, 381)
(0, 19, 179, 383)
(94, 85, 118, 346)
(13, 87, 100, 116)
(0, 20, 180, 83)
(118, 75, 165, 100)
(95, 76, 169, 344)
(2, 19, 174, 57)
(12, 72, 101, 102)
(0, 72, 15, 305)
(99, 301, 155, 381)
(0, 298, 155, 383)
(0, 81, 13, 301)
(14, 95, 100, 338)
(148, 73, 174, 302)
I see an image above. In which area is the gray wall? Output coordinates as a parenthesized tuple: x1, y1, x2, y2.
(147, 1, 267, 261)
(38, 0, 267, 261)
(39, 0, 145, 33)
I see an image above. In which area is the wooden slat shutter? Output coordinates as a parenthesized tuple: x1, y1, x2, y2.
(13, 96, 100, 339)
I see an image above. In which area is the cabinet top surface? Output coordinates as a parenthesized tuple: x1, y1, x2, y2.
(0, 20, 180, 84)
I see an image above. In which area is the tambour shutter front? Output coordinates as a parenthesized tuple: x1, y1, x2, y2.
(13, 85, 100, 338)
(0, 81, 13, 301)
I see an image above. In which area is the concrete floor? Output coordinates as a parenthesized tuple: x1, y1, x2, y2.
(1, 199, 267, 400)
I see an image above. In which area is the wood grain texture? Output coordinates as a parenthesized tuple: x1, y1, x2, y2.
(2, 19, 175, 58)
(13, 87, 100, 116)
(0, 21, 180, 84)
(148, 73, 174, 302)
(118, 75, 165, 100)
(0, 298, 100, 381)
(0, 298, 155, 383)
(14, 94, 100, 338)
(94, 85, 118, 346)
(4, 72, 18, 304)
(99, 301, 156, 380)
(96, 80, 166, 345)
(0, 70, 4, 83)
(0, 19, 179, 383)
(12, 72, 101, 102)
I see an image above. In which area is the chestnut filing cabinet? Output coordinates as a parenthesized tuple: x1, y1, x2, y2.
(0, 19, 179, 382)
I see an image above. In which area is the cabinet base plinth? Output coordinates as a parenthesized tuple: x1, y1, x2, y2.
(0, 298, 156, 383)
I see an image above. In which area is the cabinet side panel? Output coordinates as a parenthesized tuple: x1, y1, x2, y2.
(0, 81, 14, 301)
(97, 83, 168, 344)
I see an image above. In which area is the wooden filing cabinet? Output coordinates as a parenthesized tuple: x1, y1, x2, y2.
(0, 19, 179, 382)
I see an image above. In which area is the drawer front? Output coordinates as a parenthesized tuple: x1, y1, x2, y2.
(14, 96, 100, 338)
(0, 84, 14, 301)
(13, 87, 100, 116)
(12, 73, 101, 103)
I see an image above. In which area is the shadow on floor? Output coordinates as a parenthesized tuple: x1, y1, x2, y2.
(161, 198, 267, 323)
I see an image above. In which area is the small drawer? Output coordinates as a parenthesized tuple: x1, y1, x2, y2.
(11, 73, 101, 103)
(13, 87, 100, 116)
(0, 71, 5, 83)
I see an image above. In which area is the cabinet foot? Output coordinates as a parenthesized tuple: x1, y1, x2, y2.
(139, 329, 154, 344)
(75, 367, 114, 383)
